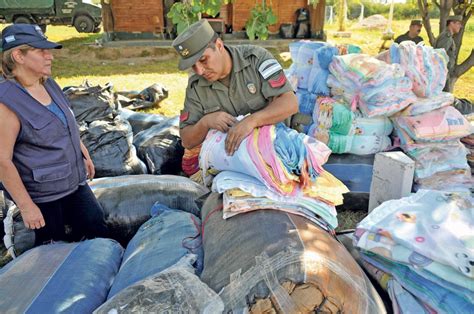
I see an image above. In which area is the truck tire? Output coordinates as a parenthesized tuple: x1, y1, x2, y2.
(74, 15, 95, 33)
(13, 16, 32, 25)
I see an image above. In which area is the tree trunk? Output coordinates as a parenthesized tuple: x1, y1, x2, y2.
(417, 0, 473, 92)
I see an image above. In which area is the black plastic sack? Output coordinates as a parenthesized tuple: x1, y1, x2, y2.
(117, 83, 169, 111)
(64, 81, 119, 123)
(2, 199, 35, 257)
(453, 98, 474, 115)
(133, 116, 184, 175)
(119, 108, 166, 135)
(80, 116, 147, 178)
(89, 175, 209, 245)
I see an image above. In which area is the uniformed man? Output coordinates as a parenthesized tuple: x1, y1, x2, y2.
(434, 15, 463, 90)
(394, 20, 424, 44)
(172, 19, 298, 156)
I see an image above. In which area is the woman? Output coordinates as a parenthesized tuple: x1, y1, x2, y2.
(0, 24, 108, 246)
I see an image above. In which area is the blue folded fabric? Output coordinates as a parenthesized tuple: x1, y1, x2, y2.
(361, 253, 473, 314)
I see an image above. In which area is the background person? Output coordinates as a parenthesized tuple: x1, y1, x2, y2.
(394, 19, 424, 44)
(172, 19, 298, 156)
(0, 24, 108, 246)
(434, 15, 463, 91)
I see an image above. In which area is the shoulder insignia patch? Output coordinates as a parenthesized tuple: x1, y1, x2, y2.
(180, 111, 189, 122)
(268, 72, 287, 88)
(258, 59, 283, 80)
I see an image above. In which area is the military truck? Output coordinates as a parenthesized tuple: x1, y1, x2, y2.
(0, 0, 102, 33)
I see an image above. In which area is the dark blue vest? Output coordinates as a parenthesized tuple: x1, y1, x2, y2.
(0, 78, 86, 203)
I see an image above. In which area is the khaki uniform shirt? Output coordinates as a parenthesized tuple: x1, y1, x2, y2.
(434, 30, 456, 72)
(180, 45, 293, 128)
(394, 32, 423, 44)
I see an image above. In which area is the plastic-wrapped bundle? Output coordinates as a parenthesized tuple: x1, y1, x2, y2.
(133, 116, 184, 175)
(307, 44, 339, 95)
(199, 193, 387, 313)
(310, 98, 393, 138)
(414, 169, 472, 192)
(289, 41, 326, 90)
(79, 116, 147, 177)
(393, 106, 472, 144)
(0, 239, 123, 313)
(95, 255, 224, 314)
(119, 108, 166, 135)
(354, 190, 474, 312)
(328, 133, 391, 155)
(403, 141, 470, 180)
(378, 41, 449, 97)
(89, 175, 209, 245)
(107, 206, 203, 298)
(399, 92, 454, 116)
(296, 89, 317, 115)
(328, 54, 417, 117)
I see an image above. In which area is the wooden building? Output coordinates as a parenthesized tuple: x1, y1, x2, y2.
(107, 0, 326, 39)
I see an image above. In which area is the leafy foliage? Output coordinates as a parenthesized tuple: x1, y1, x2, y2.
(245, 2, 277, 40)
(167, 0, 228, 35)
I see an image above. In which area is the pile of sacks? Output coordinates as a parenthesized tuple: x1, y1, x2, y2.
(65, 81, 183, 177)
(0, 189, 387, 313)
(353, 190, 473, 313)
(199, 120, 349, 230)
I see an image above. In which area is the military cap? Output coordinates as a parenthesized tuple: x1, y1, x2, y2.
(1, 23, 62, 52)
(447, 15, 462, 22)
(172, 19, 216, 71)
(410, 20, 422, 26)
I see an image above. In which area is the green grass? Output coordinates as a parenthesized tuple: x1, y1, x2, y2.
(2, 20, 471, 114)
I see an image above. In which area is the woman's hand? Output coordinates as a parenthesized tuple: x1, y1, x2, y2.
(84, 157, 95, 180)
(20, 204, 45, 230)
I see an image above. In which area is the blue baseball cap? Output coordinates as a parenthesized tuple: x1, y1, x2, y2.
(1, 24, 62, 52)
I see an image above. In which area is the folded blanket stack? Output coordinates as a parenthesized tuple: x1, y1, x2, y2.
(354, 190, 474, 314)
(378, 41, 449, 98)
(327, 54, 417, 117)
(392, 105, 472, 191)
(200, 122, 349, 230)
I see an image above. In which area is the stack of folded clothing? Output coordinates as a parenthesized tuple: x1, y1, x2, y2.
(327, 54, 417, 117)
(199, 121, 349, 230)
(353, 190, 474, 313)
(377, 41, 448, 98)
(392, 105, 473, 191)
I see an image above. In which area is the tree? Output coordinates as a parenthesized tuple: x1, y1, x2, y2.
(418, 0, 474, 92)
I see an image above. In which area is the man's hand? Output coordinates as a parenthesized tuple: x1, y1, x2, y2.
(20, 204, 45, 230)
(202, 112, 237, 133)
(225, 118, 256, 156)
(84, 157, 95, 180)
